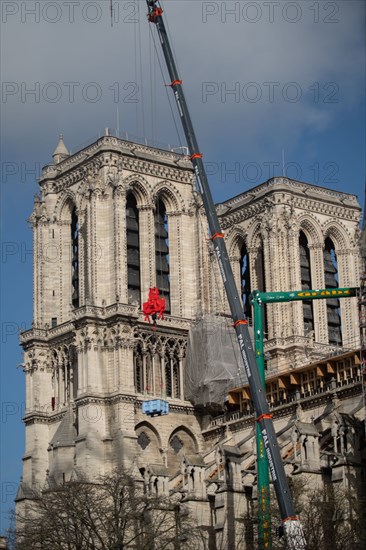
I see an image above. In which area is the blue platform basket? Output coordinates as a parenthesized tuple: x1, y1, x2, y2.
(142, 399, 169, 417)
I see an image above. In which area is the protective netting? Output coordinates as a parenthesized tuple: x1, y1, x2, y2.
(185, 315, 253, 408)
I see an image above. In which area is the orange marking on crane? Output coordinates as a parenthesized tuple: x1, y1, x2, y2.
(190, 153, 203, 160)
(211, 232, 224, 240)
(256, 413, 273, 422)
(233, 319, 249, 327)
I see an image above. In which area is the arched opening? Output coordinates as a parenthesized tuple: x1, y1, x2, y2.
(134, 342, 144, 394)
(240, 242, 251, 321)
(71, 207, 79, 308)
(299, 231, 314, 335)
(165, 348, 172, 398)
(126, 193, 141, 305)
(167, 428, 197, 475)
(70, 346, 78, 400)
(135, 423, 162, 464)
(164, 343, 180, 399)
(255, 240, 268, 335)
(155, 198, 170, 312)
(324, 237, 342, 345)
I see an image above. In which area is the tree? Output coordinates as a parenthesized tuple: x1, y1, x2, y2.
(267, 477, 366, 550)
(10, 470, 207, 550)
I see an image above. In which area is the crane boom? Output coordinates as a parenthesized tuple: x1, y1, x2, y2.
(145, 2, 306, 547)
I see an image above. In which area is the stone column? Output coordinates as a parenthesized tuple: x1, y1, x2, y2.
(288, 226, 304, 337)
(86, 190, 98, 305)
(78, 208, 86, 306)
(166, 211, 183, 316)
(309, 243, 327, 344)
(180, 210, 199, 318)
(337, 250, 360, 348)
(262, 226, 276, 339)
(113, 187, 126, 302)
(33, 221, 42, 325)
(38, 220, 48, 326)
(160, 350, 166, 397)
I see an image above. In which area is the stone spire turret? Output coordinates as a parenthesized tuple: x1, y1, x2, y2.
(52, 134, 69, 164)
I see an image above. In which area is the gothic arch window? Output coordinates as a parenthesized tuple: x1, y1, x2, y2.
(299, 231, 314, 335)
(126, 193, 141, 305)
(167, 427, 198, 475)
(255, 239, 268, 335)
(135, 423, 161, 463)
(324, 237, 342, 345)
(165, 348, 172, 398)
(133, 343, 157, 396)
(71, 206, 79, 308)
(145, 350, 153, 394)
(164, 344, 180, 399)
(134, 343, 144, 394)
(70, 346, 78, 400)
(155, 198, 170, 313)
(240, 242, 251, 320)
(134, 337, 182, 399)
(172, 354, 180, 398)
(52, 346, 77, 409)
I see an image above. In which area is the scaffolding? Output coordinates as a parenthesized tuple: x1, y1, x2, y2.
(185, 315, 251, 410)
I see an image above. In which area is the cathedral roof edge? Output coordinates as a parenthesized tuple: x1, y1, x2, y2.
(216, 177, 360, 215)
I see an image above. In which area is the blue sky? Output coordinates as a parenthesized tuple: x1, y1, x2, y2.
(1, 0, 365, 534)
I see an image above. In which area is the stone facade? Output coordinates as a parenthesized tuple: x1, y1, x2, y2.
(16, 135, 365, 548)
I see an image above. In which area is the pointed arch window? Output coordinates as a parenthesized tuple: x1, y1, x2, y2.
(299, 231, 314, 335)
(164, 345, 180, 399)
(126, 193, 141, 305)
(255, 240, 268, 335)
(165, 349, 172, 398)
(155, 198, 170, 312)
(172, 354, 180, 398)
(240, 242, 251, 320)
(134, 343, 144, 394)
(71, 207, 79, 308)
(324, 237, 342, 345)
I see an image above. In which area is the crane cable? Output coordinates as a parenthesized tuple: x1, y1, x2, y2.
(148, 18, 183, 149)
(136, 0, 146, 139)
(149, 29, 157, 144)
